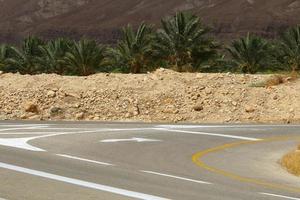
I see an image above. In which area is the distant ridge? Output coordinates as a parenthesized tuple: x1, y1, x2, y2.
(1, 0, 300, 43)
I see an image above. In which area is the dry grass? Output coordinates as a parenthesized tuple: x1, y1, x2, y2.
(250, 71, 299, 87)
(281, 145, 300, 176)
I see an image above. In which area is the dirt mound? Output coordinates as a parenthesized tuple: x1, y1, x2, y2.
(0, 69, 299, 123)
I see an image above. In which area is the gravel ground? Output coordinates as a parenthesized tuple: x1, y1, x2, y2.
(0, 69, 299, 123)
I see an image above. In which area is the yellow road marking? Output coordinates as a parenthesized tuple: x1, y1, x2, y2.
(192, 136, 300, 193)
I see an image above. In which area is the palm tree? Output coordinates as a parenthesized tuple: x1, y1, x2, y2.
(154, 12, 219, 72)
(227, 33, 271, 74)
(7, 36, 44, 74)
(0, 44, 9, 71)
(62, 39, 105, 76)
(38, 38, 72, 74)
(276, 26, 300, 71)
(108, 23, 155, 73)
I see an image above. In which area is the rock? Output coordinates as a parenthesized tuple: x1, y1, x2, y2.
(193, 105, 204, 111)
(75, 112, 85, 120)
(245, 106, 255, 113)
(49, 106, 63, 116)
(232, 101, 238, 106)
(0, 71, 3, 75)
(173, 110, 179, 114)
(93, 116, 100, 120)
(125, 113, 132, 118)
(24, 102, 39, 113)
(20, 114, 27, 119)
(28, 114, 41, 120)
(205, 89, 212, 95)
(47, 90, 56, 98)
(199, 86, 206, 90)
(133, 105, 140, 116)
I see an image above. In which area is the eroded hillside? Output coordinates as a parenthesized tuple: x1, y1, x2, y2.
(1, 0, 300, 42)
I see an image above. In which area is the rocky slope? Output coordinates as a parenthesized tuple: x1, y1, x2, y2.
(0, 69, 299, 123)
(2, 0, 300, 43)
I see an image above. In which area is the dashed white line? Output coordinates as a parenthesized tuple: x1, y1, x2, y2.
(0, 162, 169, 200)
(141, 170, 212, 185)
(260, 192, 300, 200)
(56, 154, 114, 166)
(155, 128, 260, 141)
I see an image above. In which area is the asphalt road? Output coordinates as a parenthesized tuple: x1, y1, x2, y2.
(0, 121, 300, 200)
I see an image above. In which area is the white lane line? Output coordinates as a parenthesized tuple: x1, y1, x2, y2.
(101, 137, 161, 143)
(141, 170, 212, 185)
(155, 128, 260, 141)
(0, 132, 59, 135)
(0, 162, 169, 200)
(56, 154, 114, 166)
(157, 125, 300, 129)
(260, 192, 300, 200)
(0, 126, 48, 132)
(0, 124, 48, 127)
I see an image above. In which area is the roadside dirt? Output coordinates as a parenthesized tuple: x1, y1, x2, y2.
(0, 69, 299, 123)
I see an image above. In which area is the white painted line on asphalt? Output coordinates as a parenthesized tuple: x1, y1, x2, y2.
(0, 162, 169, 200)
(101, 137, 161, 143)
(157, 125, 300, 129)
(32, 127, 94, 130)
(0, 137, 45, 151)
(141, 170, 212, 185)
(260, 192, 300, 200)
(155, 128, 261, 141)
(0, 132, 59, 135)
(0, 124, 47, 127)
(0, 126, 48, 132)
(56, 154, 114, 166)
(0, 128, 157, 151)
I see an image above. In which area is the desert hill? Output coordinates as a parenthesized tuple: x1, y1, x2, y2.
(1, 0, 300, 43)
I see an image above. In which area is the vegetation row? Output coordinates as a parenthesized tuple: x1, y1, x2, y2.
(0, 12, 300, 76)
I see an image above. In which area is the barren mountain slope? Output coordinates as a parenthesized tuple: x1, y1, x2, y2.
(1, 0, 300, 42)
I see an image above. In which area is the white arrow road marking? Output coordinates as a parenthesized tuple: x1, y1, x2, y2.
(155, 128, 260, 141)
(260, 192, 300, 200)
(0, 128, 157, 151)
(56, 154, 114, 166)
(101, 137, 162, 143)
(141, 170, 212, 185)
(0, 162, 169, 200)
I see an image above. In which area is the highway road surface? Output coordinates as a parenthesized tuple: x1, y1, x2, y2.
(0, 121, 299, 200)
